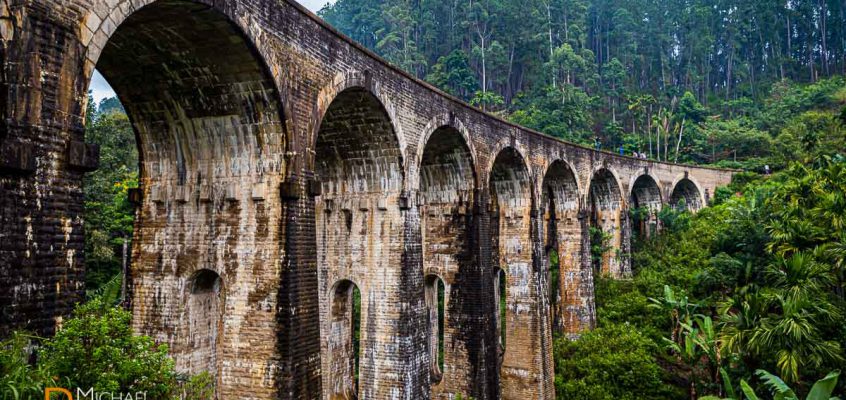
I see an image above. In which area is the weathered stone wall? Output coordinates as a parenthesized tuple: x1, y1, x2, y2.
(0, 0, 735, 399)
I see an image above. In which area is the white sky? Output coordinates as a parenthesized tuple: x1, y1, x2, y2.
(89, 0, 335, 106)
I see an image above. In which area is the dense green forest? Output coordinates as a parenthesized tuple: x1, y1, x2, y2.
(320, 0, 846, 167)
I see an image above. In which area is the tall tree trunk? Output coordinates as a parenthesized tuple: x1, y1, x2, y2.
(674, 118, 685, 163)
(547, 2, 556, 88)
(821, 0, 829, 76)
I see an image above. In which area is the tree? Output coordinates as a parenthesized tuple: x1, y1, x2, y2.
(553, 323, 673, 400)
(426, 50, 478, 99)
(84, 99, 139, 292)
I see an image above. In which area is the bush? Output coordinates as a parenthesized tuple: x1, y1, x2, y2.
(553, 323, 681, 400)
(0, 332, 60, 400)
(1, 299, 216, 399)
(38, 299, 176, 398)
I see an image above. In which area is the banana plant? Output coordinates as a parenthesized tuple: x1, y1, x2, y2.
(700, 369, 841, 400)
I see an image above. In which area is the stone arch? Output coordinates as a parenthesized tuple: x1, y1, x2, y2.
(326, 279, 363, 399)
(419, 125, 477, 204)
(178, 269, 223, 381)
(424, 274, 446, 382)
(487, 138, 534, 187)
(629, 173, 664, 238)
(587, 167, 627, 277)
(315, 77, 421, 397)
(629, 173, 663, 210)
(311, 72, 408, 175)
(86, 3, 287, 396)
(670, 176, 705, 211)
(541, 160, 581, 216)
(90, 0, 286, 194)
(418, 124, 476, 397)
(587, 167, 624, 210)
(540, 160, 585, 336)
(489, 147, 533, 210)
(412, 114, 478, 190)
(314, 86, 405, 195)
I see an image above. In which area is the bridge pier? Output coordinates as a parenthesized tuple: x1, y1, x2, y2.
(542, 161, 596, 338)
(489, 148, 554, 400)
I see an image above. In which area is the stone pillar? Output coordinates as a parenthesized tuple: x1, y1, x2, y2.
(474, 190, 500, 400)
(556, 208, 595, 338)
(0, 1, 92, 338)
(421, 195, 487, 399)
(316, 191, 428, 399)
(530, 206, 555, 400)
(495, 200, 553, 400)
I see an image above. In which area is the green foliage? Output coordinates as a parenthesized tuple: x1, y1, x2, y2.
(321, 0, 846, 166)
(426, 50, 478, 99)
(703, 370, 842, 400)
(174, 371, 215, 400)
(553, 323, 678, 400)
(0, 333, 60, 400)
(658, 206, 692, 233)
(588, 226, 613, 274)
(84, 98, 139, 292)
(39, 299, 175, 397)
(1, 300, 215, 400)
(577, 156, 846, 397)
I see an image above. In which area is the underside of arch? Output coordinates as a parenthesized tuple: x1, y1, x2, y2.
(630, 175, 662, 210)
(315, 87, 403, 195)
(670, 178, 703, 210)
(588, 168, 626, 277)
(420, 127, 475, 204)
(490, 148, 531, 209)
(96, 0, 285, 186)
(589, 169, 623, 211)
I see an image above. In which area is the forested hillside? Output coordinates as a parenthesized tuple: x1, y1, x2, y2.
(319, 0, 846, 167)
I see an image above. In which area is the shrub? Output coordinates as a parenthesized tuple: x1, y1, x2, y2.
(0, 332, 60, 400)
(553, 323, 681, 400)
(39, 299, 176, 398)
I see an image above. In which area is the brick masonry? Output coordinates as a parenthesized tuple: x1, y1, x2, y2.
(0, 0, 735, 398)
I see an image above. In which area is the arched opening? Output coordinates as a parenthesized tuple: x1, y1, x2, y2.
(314, 86, 405, 397)
(588, 168, 625, 276)
(425, 275, 446, 381)
(489, 147, 539, 398)
(87, 1, 285, 390)
(328, 280, 362, 399)
(670, 178, 704, 211)
(541, 161, 581, 335)
(494, 268, 507, 351)
(629, 175, 663, 239)
(418, 126, 474, 393)
(315, 87, 403, 195)
(95, 0, 283, 192)
(180, 269, 222, 381)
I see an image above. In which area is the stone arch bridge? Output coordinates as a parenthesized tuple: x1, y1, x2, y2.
(0, 0, 733, 398)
